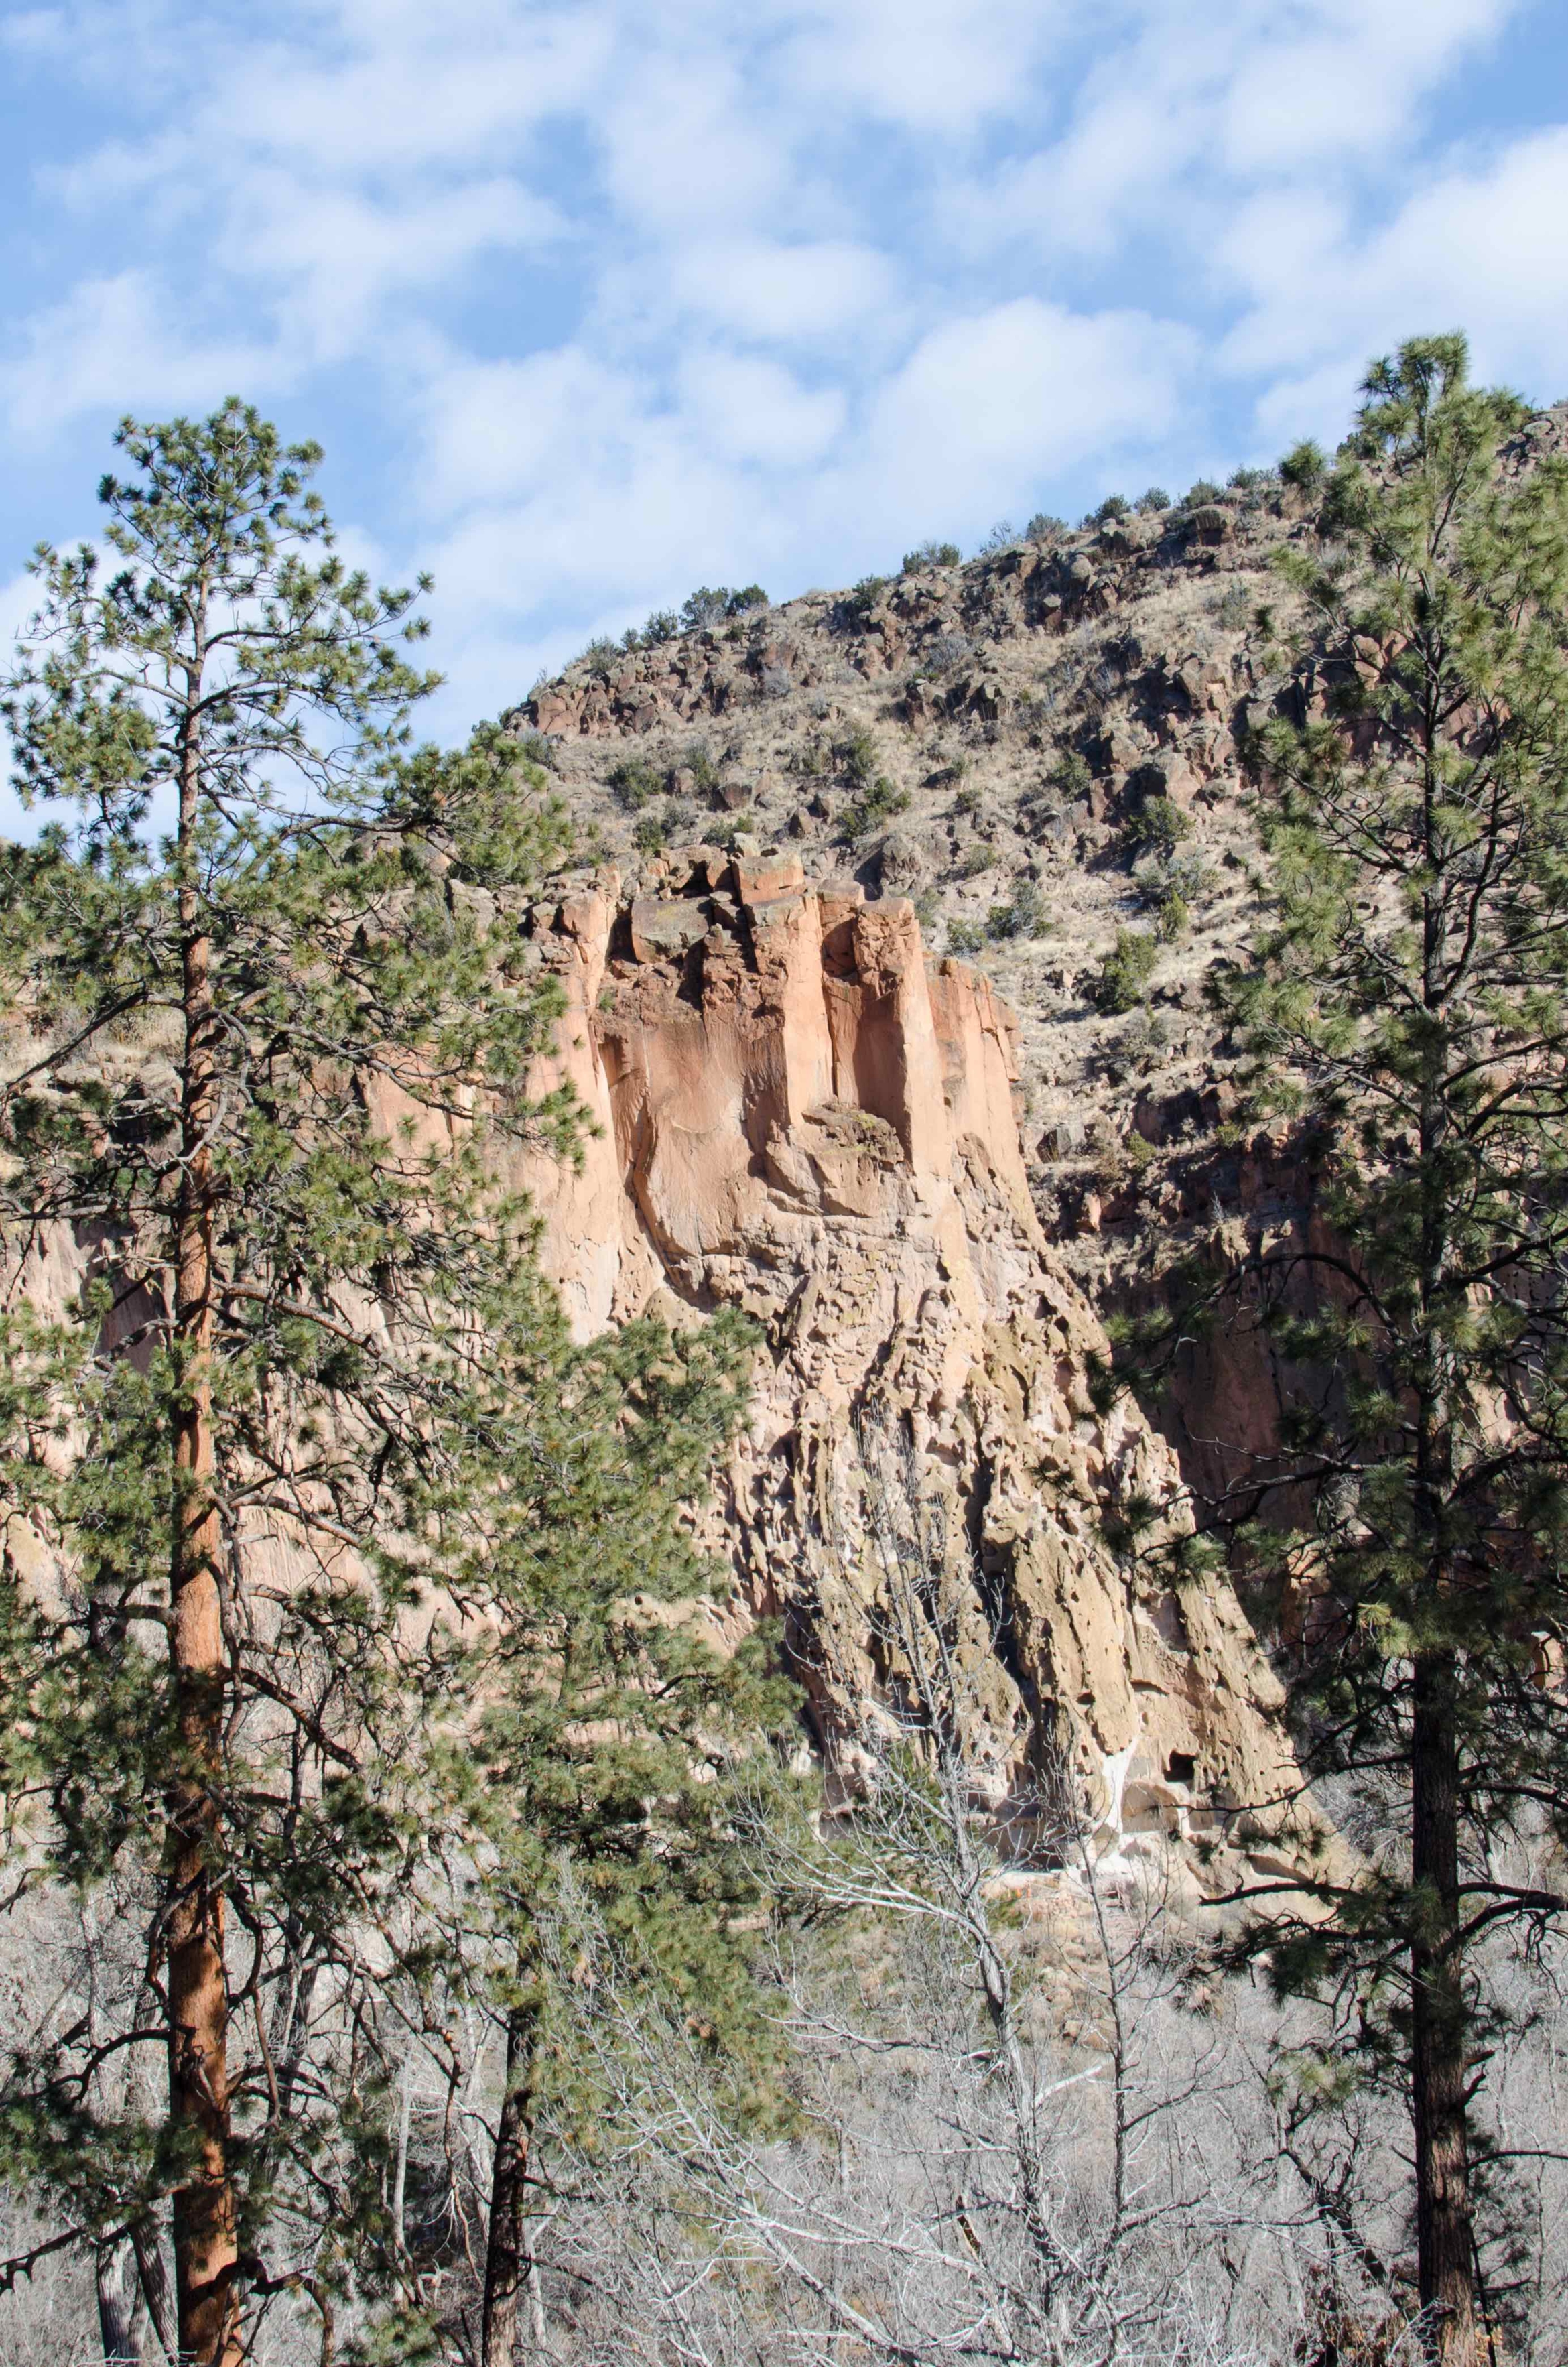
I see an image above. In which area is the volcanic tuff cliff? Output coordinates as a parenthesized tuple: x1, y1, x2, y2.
(502, 846, 1314, 1891)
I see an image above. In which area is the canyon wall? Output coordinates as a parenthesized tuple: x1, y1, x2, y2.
(509, 847, 1317, 1893)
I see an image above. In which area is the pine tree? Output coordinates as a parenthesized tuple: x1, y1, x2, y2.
(413, 1308, 791, 2367)
(0, 401, 591, 2364)
(1201, 336, 1568, 2364)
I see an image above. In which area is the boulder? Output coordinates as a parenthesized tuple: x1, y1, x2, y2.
(876, 829, 931, 896)
(733, 855, 805, 905)
(629, 896, 710, 964)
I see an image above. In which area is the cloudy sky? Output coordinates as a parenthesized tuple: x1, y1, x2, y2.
(3, 0, 1567, 743)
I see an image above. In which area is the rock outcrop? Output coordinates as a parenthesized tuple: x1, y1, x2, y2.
(511, 848, 1313, 1889)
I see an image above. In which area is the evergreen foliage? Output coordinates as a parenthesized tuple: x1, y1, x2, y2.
(427, 1310, 790, 2367)
(986, 879, 1048, 940)
(606, 753, 666, 810)
(842, 782, 910, 840)
(1090, 927, 1159, 1013)
(903, 539, 962, 570)
(1195, 334, 1568, 2366)
(0, 403, 775, 2367)
(1279, 439, 1329, 497)
(1120, 790, 1191, 863)
(679, 585, 769, 631)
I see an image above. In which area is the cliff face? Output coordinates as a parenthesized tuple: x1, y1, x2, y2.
(502, 409, 1568, 1536)
(511, 848, 1311, 1889)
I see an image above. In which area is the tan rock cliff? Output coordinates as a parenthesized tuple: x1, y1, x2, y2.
(512, 848, 1313, 1888)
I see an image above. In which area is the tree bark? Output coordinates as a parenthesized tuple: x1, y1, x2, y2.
(481, 2006, 540, 2367)
(96, 2235, 143, 2363)
(1411, 1647, 1477, 2367)
(166, 649, 241, 2367)
(130, 2216, 178, 2364)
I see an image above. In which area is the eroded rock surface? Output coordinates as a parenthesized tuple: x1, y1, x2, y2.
(512, 850, 1314, 1889)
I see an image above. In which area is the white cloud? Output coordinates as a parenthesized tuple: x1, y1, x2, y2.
(1, 0, 1561, 747)
(417, 346, 651, 513)
(597, 54, 793, 237)
(664, 239, 898, 342)
(860, 299, 1195, 521)
(0, 9, 66, 57)
(222, 176, 564, 363)
(1223, 125, 1568, 398)
(1, 273, 279, 440)
(220, 5, 612, 174)
(677, 353, 845, 466)
(958, 0, 1520, 263)
(775, 0, 1071, 133)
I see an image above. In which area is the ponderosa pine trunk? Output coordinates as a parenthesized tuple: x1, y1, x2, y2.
(1411, 1646, 1477, 2366)
(1406, 717, 1478, 2367)
(481, 2006, 540, 2367)
(166, 647, 241, 2367)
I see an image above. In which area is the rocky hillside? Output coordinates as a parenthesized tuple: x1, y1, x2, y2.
(505, 404, 1568, 1509)
(511, 478, 1306, 1275)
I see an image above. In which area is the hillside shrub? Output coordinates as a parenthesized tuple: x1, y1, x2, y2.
(607, 755, 666, 812)
(837, 726, 878, 787)
(1135, 849, 1210, 917)
(576, 635, 620, 676)
(903, 539, 962, 570)
(841, 575, 891, 626)
(511, 730, 557, 771)
(1279, 438, 1328, 495)
(922, 629, 970, 675)
(1090, 927, 1159, 1012)
(1121, 792, 1191, 862)
(988, 879, 1047, 940)
(679, 584, 769, 631)
(841, 776, 909, 838)
(978, 519, 1017, 553)
(1182, 478, 1222, 507)
(1135, 487, 1171, 514)
(1049, 750, 1093, 800)
(948, 917, 986, 956)
(1087, 494, 1131, 527)
(1153, 885, 1188, 941)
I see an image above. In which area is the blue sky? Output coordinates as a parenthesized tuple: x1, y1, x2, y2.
(3, 0, 1568, 749)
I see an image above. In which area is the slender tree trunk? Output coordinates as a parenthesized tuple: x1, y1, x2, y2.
(166, 647, 241, 2367)
(96, 2235, 142, 2363)
(130, 2216, 178, 2364)
(482, 2006, 540, 2367)
(1411, 1647, 1477, 2367)
(1408, 763, 1477, 2367)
